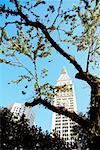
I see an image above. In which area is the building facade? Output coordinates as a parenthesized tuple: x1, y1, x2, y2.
(9, 102, 35, 127)
(52, 68, 77, 147)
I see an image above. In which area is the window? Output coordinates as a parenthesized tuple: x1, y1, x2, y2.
(55, 123, 61, 126)
(63, 130, 68, 132)
(71, 137, 74, 140)
(56, 120, 60, 122)
(70, 133, 73, 136)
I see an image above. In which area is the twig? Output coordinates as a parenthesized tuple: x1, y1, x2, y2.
(52, 0, 63, 25)
(13, 53, 34, 77)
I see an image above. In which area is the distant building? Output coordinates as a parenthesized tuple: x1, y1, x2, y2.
(9, 102, 35, 127)
(52, 68, 77, 147)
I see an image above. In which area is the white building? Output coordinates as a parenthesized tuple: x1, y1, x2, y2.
(52, 68, 77, 147)
(9, 102, 35, 127)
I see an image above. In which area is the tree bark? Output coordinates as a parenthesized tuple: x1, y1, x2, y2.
(89, 82, 100, 150)
(90, 83, 100, 127)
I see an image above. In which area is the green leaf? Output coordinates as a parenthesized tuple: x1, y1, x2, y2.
(96, 51, 100, 55)
(34, 82, 39, 91)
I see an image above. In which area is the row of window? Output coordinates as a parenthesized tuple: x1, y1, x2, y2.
(55, 122, 73, 128)
(55, 119, 69, 122)
(56, 91, 73, 96)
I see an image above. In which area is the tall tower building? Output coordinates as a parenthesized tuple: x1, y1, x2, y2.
(8, 102, 35, 127)
(52, 68, 77, 146)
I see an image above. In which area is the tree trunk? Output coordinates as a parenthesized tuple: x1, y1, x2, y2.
(90, 82, 100, 127)
(89, 82, 100, 150)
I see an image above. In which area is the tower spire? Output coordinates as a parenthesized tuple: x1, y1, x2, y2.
(60, 67, 68, 75)
(57, 67, 70, 82)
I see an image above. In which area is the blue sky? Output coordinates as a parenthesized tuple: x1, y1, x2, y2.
(0, 0, 91, 132)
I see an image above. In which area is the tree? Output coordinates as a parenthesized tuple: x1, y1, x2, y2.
(0, 108, 69, 150)
(0, 0, 100, 149)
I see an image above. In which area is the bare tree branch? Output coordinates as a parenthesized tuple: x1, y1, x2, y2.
(13, 54, 34, 77)
(75, 72, 100, 86)
(96, 0, 99, 6)
(25, 98, 91, 129)
(0, 7, 18, 16)
(0, 21, 25, 32)
(52, 0, 63, 25)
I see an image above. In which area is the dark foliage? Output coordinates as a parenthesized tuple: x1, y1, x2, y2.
(0, 108, 69, 150)
(73, 123, 100, 150)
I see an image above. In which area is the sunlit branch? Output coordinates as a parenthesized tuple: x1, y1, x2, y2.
(8, 62, 23, 67)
